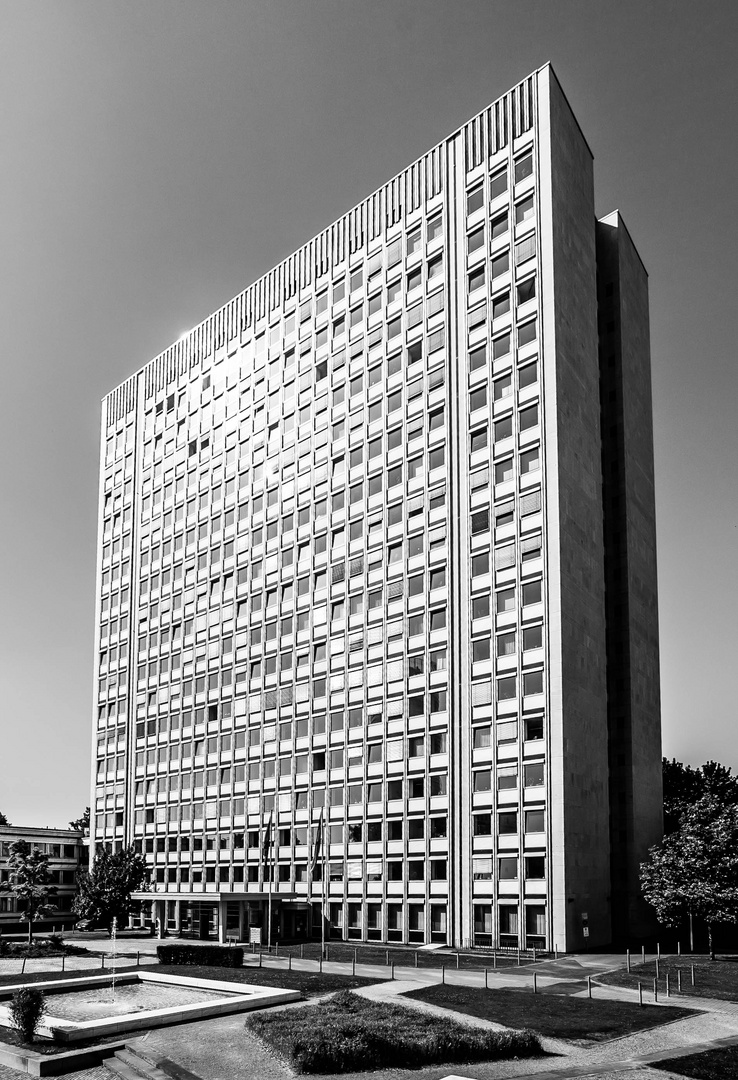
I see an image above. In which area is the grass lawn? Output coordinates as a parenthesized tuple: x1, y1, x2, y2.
(156, 963, 383, 997)
(246, 989, 541, 1074)
(654, 1044, 738, 1079)
(406, 984, 693, 1042)
(599, 954, 738, 1003)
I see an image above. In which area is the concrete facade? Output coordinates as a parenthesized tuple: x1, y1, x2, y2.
(0, 826, 84, 933)
(91, 65, 661, 950)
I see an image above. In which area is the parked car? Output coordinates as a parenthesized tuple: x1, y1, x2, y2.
(74, 918, 106, 932)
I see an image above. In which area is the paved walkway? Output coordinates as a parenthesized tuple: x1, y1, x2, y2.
(1, 947, 737, 1079)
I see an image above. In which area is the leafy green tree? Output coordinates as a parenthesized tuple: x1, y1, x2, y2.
(662, 758, 738, 833)
(0, 841, 57, 944)
(0, 810, 10, 826)
(68, 808, 90, 833)
(641, 794, 738, 958)
(74, 846, 149, 931)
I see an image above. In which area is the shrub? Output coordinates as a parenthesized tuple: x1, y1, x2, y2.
(157, 943, 243, 968)
(9, 988, 46, 1043)
(247, 990, 541, 1073)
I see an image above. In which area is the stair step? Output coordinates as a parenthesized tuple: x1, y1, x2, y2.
(105, 1047, 166, 1080)
(105, 1057, 151, 1080)
(122, 1041, 205, 1080)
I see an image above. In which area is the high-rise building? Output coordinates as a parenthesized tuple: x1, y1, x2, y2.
(91, 64, 661, 951)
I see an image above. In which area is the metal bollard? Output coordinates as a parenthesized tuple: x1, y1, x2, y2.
(385, 949, 389, 966)
(639, 982, 643, 1006)
(289, 954, 292, 971)
(655, 956, 659, 979)
(22, 957, 27, 975)
(554, 945, 558, 960)
(485, 967, 488, 989)
(533, 973, 537, 995)
(414, 951, 418, 968)
(300, 943, 304, 960)
(657, 941, 660, 959)
(678, 941, 681, 955)
(517, 947, 521, 966)
(320, 954, 323, 973)
(62, 954, 65, 973)
(352, 954, 356, 976)
(259, 950, 263, 968)
(653, 978, 658, 1003)
(101, 954, 105, 970)
(627, 949, 631, 973)
(442, 963, 445, 984)
(588, 976, 592, 999)
(493, 951, 497, 970)
(678, 969, 682, 992)
(391, 962, 394, 981)
(691, 964, 695, 987)
(533, 946, 536, 964)
(666, 973, 670, 997)
(456, 952, 459, 969)
(642, 945, 646, 965)
(137, 951, 140, 967)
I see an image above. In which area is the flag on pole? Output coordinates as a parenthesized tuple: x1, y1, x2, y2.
(311, 807, 324, 873)
(262, 811, 273, 883)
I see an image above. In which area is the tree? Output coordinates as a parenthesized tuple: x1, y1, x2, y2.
(0, 841, 57, 944)
(68, 808, 90, 834)
(74, 846, 149, 930)
(641, 794, 738, 958)
(0, 810, 10, 826)
(662, 758, 738, 833)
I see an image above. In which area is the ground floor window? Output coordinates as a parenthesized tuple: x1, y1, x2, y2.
(474, 903, 493, 947)
(430, 904, 447, 944)
(525, 904, 546, 948)
(499, 905, 519, 948)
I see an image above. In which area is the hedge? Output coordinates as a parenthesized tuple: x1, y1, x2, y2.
(157, 943, 244, 968)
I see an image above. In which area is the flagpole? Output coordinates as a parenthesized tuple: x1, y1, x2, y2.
(266, 812, 273, 951)
(321, 806, 327, 960)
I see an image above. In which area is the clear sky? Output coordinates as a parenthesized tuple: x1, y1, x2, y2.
(1, 1, 736, 828)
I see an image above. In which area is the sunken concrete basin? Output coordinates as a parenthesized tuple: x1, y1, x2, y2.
(0, 971, 301, 1042)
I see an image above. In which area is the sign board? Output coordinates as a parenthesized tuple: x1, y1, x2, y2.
(249, 927, 262, 945)
(583, 926, 590, 938)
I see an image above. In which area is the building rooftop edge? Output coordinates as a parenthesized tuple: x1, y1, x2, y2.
(598, 208, 649, 277)
(101, 62, 561, 405)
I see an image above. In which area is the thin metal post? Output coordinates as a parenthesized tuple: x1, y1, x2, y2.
(391, 962, 394, 980)
(259, 949, 263, 968)
(678, 941, 681, 955)
(691, 964, 695, 986)
(62, 954, 65, 973)
(442, 963, 445, 984)
(627, 949, 631, 973)
(587, 975, 592, 999)
(642, 945, 645, 965)
(137, 951, 140, 967)
(517, 947, 521, 965)
(653, 978, 658, 1002)
(533, 973, 537, 994)
(493, 951, 497, 970)
(655, 956, 659, 979)
(385, 949, 389, 966)
(300, 943, 304, 960)
(319, 954, 323, 973)
(533, 946, 536, 964)
(666, 973, 670, 997)
(456, 952, 459, 969)
(101, 954, 105, 970)
(352, 953, 355, 976)
(657, 941, 660, 959)
(289, 953, 292, 971)
(485, 967, 488, 989)
(639, 982, 643, 1006)
(21, 957, 26, 974)
(678, 968, 682, 992)
(414, 950, 418, 968)
(554, 945, 558, 960)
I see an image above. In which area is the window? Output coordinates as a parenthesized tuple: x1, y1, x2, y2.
(498, 811, 518, 834)
(525, 808, 545, 832)
(519, 360, 538, 389)
(520, 447, 539, 475)
(471, 509, 489, 535)
(497, 676, 516, 701)
(494, 416, 512, 441)
(467, 185, 484, 215)
(472, 593, 490, 619)
(490, 169, 507, 199)
(491, 211, 508, 239)
(498, 856, 518, 880)
(523, 625, 543, 650)
(496, 630, 516, 656)
(427, 215, 443, 242)
(472, 638, 490, 662)
(515, 154, 533, 183)
(522, 580, 542, 606)
(518, 320, 537, 348)
(496, 588, 515, 613)
(515, 196, 535, 225)
(468, 266, 485, 293)
(470, 427, 488, 454)
(517, 277, 536, 304)
(492, 292, 510, 319)
(469, 345, 486, 372)
(494, 458, 513, 484)
(524, 762, 545, 787)
(523, 670, 543, 695)
(470, 386, 487, 413)
(525, 856, 545, 880)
